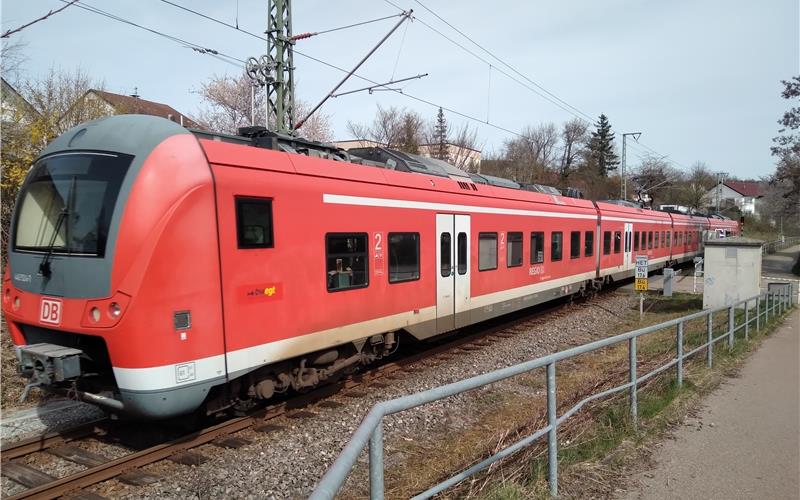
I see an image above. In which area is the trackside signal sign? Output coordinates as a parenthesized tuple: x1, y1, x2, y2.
(635, 255, 649, 291)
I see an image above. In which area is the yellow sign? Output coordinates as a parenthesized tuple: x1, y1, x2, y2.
(635, 278, 648, 291)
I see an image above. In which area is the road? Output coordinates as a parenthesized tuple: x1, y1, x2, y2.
(622, 245, 800, 500)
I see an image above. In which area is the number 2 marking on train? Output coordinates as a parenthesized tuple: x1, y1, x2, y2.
(374, 232, 382, 252)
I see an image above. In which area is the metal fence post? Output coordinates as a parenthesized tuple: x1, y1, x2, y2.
(547, 362, 558, 498)
(676, 322, 684, 388)
(766, 293, 770, 323)
(629, 337, 638, 429)
(756, 295, 761, 332)
(744, 300, 750, 340)
(727, 306, 735, 349)
(706, 312, 713, 368)
(369, 422, 384, 499)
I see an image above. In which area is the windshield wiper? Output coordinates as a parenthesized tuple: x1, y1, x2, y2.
(39, 175, 76, 279)
(38, 209, 68, 278)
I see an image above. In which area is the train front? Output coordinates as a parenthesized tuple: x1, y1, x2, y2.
(2, 114, 226, 419)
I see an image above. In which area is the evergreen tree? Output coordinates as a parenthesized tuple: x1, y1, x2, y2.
(589, 114, 619, 177)
(432, 107, 450, 162)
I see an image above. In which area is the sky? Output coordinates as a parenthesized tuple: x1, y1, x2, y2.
(1, 0, 798, 179)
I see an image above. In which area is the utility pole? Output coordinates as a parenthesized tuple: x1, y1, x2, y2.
(267, 0, 294, 133)
(621, 132, 641, 200)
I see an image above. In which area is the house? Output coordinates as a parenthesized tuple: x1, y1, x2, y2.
(705, 180, 763, 215)
(1, 77, 39, 123)
(60, 89, 201, 129)
(332, 139, 482, 171)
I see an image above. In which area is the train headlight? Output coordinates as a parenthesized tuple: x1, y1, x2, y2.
(108, 302, 121, 318)
(90, 307, 101, 323)
(13, 296, 20, 310)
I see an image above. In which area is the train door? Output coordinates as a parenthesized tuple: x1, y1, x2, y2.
(623, 223, 633, 270)
(436, 214, 471, 333)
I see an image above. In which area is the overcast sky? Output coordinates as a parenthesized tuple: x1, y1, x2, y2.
(2, 0, 798, 179)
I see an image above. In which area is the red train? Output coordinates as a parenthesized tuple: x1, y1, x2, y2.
(3, 115, 739, 419)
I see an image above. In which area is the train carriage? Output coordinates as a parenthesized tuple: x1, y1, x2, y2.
(2, 115, 740, 419)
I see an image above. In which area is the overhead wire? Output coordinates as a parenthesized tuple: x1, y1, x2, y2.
(64, 0, 530, 140)
(391, 0, 692, 170)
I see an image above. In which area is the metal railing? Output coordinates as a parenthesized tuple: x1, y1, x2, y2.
(311, 284, 796, 499)
(762, 236, 800, 255)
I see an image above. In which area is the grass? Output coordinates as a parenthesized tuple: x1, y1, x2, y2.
(336, 292, 794, 500)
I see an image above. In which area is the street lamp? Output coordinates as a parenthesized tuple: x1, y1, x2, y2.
(621, 132, 642, 200)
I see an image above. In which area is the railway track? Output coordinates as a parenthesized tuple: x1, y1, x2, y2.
(1, 292, 600, 499)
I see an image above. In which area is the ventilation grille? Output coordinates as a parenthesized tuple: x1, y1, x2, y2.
(457, 181, 479, 191)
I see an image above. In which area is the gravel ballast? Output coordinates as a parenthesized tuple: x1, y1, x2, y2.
(60, 291, 639, 499)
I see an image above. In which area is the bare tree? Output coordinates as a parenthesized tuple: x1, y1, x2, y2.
(1, 39, 27, 81)
(558, 118, 589, 181)
(631, 154, 678, 207)
(668, 161, 716, 210)
(448, 122, 480, 171)
(196, 72, 333, 141)
(346, 104, 424, 153)
(20, 66, 108, 146)
(501, 123, 559, 183)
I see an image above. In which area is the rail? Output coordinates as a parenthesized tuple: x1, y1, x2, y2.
(310, 284, 796, 499)
(762, 236, 800, 255)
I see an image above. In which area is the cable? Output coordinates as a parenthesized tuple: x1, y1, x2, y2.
(2, 0, 79, 38)
(392, 0, 694, 171)
(62, 0, 245, 68)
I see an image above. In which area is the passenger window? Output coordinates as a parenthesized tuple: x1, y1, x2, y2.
(551, 231, 563, 261)
(388, 233, 420, 283)
(634, 232, 640, 251)
(614, 231, 621, 253)
(531, 232, 545, 264)
(236, 197, 274, 248)
(326, 233, 368, 291)
(654, 231, 659, 248)
(507, 232, 523, 267)
(440, 233, 452, 277)
(648, 231, 653, 249)
(479, 233, 498, 271)
(603, 231, 611, 255)
(457, 232, 468, 275)
(666, 231, 671, 247)
(570, 231, 581, 259)
(661, 231, 666, 246)
(584, 231, 594, 257)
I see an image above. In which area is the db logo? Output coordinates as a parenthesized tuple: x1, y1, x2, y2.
(40, 298, 62, 326)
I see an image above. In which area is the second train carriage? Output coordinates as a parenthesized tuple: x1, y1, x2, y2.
(3, 115, 737, 419)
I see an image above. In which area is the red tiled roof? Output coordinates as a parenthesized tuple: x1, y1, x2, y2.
(724, 181, 762, 197)
(91, 90, 201, 129)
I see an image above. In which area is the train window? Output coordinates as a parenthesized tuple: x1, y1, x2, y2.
(479, 233, 498, 271)
(654, 231, 659, 248)
(661, 231, 666, 246)
(531, 232, 545, 264)
(584, 231, 594, 257)
(603, 231, 611, 255)
(648, 231, 653, 249)
(388, 233, 420, 283)
(326, 233, 368, 292)
(634, 232, 640, 251)
(507, 232, 523, 267)
(551, 232, 563, 261)
(666, 231, 671, 247)
(236, 197, 274, 248)
(570, 231, 581, 259)
(457, 232, 468, 275)
(613, 231, 621, 253)
(440, 233, 452, 277)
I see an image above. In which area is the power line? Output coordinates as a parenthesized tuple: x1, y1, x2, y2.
(62, 0, 245, 68)
(2, 0, 79, 38)
(66, 0, 529, 140)
(388, 0, 694, 171)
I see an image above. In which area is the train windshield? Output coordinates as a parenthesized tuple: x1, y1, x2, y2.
(14, 152, 132, 257)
